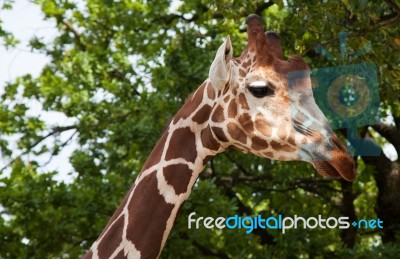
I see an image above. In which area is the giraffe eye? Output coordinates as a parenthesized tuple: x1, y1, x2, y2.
(247, 81, 275, 98)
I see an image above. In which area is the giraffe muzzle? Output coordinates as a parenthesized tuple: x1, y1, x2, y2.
(311, 135, 356, 181)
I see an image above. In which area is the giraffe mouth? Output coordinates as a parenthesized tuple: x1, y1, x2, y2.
(311, 135, 356, 181)
(312, 158, 355, 181)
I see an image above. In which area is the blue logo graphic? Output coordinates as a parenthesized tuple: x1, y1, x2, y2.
(188, 212, 383, 234)
(352, 218, 383, 229)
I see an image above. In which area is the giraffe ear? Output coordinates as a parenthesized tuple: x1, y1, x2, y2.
(209, 36, 233, 90)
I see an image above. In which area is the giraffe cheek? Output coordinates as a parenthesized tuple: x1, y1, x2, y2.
(251, 136, 269, 151)
(255, 113, 272, 137)
(238, 93, 250, 110)
(270, 140, 297, 153)
(227, 122, 247, 145)
(238, 113, 254, 133)
(278, 122, 288, 140)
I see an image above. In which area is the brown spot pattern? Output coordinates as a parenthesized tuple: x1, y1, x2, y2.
(142, 132, 168, 171)
(238, 93, 250, 110)
(232, 88, 237, 96)
(255, 113, 272, 137)
(212, 127, 229, 142)
(206, 82, 215, 100)
(126, 174, 174, 259)
(201, 126, 220, 151)
(97, 216, 124, 258)
(238, 113, 254, 133)
(287, 132, 296, 146)
(163, 164, 192, 195)
(227, 122, 247, 144)
(251, 135, 268, 151)
(270, 140, 296, 152)
(114, 250, 125, 258)
(192, 104, 212, 124)
(222, 84, 230, 95)
(165, 127, 197, 162)
(211, 105, 225, 123)
(228, 99, 237, 118)
(243, 59, 252, 68)
(264, 151, 274, 157)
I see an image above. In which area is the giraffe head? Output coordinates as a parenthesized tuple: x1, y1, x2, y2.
(207, 15, 355, 181)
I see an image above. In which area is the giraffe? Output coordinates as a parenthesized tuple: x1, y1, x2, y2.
(84, 14, 355, 259)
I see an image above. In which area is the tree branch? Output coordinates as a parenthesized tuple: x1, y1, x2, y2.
(62, 20, 86, 51)
(192, 240, 230, 259)
(385, 0, 400, 14)
(218, 181, 276, 246)
(40, 129, 78, 168)
(178, 232, 230, 259)
(361, 147, 400, 242)
(371, 13, 400, 29)
(255, 1, 275, 16)
(372, 124, 400, 156)
(0, 125, 77, 172)
(339, 179, 357, 248)
(215, 174, 274, 184)
(134, 2, 275, 34)
(222, 153, 251, 176)
(394, 115, 400, 130)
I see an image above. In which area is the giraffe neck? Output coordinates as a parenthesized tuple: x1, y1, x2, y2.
(85, 82, 223, 259)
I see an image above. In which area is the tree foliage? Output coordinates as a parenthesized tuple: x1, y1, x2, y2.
(0, 0, 399, 258)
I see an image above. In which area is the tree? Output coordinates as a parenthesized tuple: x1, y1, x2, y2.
(0, 0, 399, 258)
